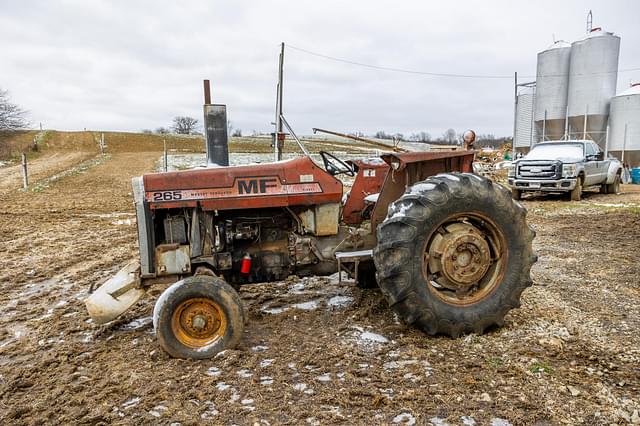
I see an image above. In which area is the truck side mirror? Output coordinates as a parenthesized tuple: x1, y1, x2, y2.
(597, 152, 604, 161)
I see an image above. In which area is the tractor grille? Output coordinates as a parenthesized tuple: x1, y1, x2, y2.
(517, 161, 561, 179)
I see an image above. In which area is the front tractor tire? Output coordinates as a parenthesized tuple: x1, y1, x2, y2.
(373, 173, 536, 337)
(153, 275, 244, 359)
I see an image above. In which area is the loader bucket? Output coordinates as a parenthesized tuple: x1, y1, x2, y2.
(85, 260, 146, 324)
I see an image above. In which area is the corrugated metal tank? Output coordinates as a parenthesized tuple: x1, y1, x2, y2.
(515, 92, 536, 152)
(567, 29, 620, 148)
(534, 41, 571, 142)
(608, 84, 640, 167)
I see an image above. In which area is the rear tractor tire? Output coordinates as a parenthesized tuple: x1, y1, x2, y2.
(373, 173, 536, 337)
(153, 275, 244, 359)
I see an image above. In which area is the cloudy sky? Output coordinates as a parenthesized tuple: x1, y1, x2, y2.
(1, 0, 638, 137)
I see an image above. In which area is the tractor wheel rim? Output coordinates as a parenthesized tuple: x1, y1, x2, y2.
(171, 298, 226, 348)
(422, 213, 507, 306)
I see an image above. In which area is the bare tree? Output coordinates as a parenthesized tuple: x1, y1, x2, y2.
(374, 130, 392, 140)
(443, 128, 457, 144)
(232, 129, 242, 137)
(155, 127, 170, 134)
(0, 89, 29, 131)
(171, 116, 199, 135)
(409, 131, 432, 143)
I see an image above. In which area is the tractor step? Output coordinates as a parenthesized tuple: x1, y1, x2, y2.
(335, 249, 373, 284)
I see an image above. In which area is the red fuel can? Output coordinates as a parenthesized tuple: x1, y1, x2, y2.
(240, 253, 252, 274)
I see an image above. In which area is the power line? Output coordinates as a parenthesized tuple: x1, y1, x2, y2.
(287, 44, 640, 80)
(287, 44, 514, 79)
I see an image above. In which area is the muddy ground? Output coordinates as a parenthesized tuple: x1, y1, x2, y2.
(0, 151, 639, 425)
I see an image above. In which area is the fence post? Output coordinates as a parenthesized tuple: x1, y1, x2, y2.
(100, 133, 105, 155)
(21, 153, 28, 189)
(163, 138, 168, 172)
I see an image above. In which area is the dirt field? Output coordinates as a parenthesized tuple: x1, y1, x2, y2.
(0, 149, 639, 425)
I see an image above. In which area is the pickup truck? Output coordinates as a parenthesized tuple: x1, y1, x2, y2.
(508, 140, 622, 201)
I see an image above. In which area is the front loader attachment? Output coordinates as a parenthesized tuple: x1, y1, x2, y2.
(85, 260, 146, 324)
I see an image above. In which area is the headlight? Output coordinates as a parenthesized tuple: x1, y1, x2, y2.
(562, 164, 577, 178)
(507, 164, 515, 177)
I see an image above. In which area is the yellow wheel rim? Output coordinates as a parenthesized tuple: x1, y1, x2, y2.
(171, 298, 227, 348)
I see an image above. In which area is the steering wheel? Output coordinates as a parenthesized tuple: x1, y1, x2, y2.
(319, 151, 355, 177)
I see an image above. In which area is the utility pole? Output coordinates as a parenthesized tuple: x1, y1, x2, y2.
(274, 42, 285, 161)
(512, 72, 518, 159)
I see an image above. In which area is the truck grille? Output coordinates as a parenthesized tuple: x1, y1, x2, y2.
(517, 161, 561, 179)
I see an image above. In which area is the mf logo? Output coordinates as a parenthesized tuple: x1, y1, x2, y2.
(237, 177, 279, 194)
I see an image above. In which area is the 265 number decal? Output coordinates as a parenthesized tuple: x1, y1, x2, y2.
(152, 191, 182, 201)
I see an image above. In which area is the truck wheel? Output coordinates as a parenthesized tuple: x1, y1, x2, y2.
(605, 174, 621, 194)
(570, 178, 582, 201)
(373, 173, 536, 337)
(511, 188, 522, 200)
(153, 275, 244, 359)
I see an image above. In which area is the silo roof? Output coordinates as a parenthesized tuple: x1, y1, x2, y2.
(542, 40, 571, 52)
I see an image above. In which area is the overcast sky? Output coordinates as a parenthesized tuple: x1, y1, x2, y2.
(1, 0, 639, 137)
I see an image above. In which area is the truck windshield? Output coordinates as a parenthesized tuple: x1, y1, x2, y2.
(525, 144, 583, 162)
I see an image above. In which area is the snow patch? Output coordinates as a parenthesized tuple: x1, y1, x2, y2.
(260, 304, 289, 315)
(315, 373, 331, 382)
(216, 382, 230, 391)
(206, 367, 221, 377)
(292, 300, 320, 311)
(120, 316, 152, 330)
(410, 182, 436, 194)
(122, 397, 141, 409)
(360, 331, 389, 343)
(259, 359, 274, 368)
(236, 369, 253, 378)
(390, 203, 410, 219)
(393, 412, 416, 425)
(327, 295, 353, 308)
(430, 417, 450, 426)
(289, 283, 306, 293)
(438, 173, 460, 181)
(461, 416, 477, 426)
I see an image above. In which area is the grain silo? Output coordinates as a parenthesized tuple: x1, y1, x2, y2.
(608, 83, 640, 167)
(566, 28, 620, 148)
(534, 41, 571, 142)
(514, 92, 536, 152)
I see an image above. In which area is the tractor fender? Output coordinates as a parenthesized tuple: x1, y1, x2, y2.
(85, 260, 146, 324)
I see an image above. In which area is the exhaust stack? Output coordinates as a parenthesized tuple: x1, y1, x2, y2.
(203, 79, 229, 166)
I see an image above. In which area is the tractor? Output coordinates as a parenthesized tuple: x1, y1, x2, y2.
(86, 81, 535, 359)
(86, 148, 536, 359)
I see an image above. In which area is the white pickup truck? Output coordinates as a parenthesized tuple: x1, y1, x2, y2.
(508, 140, 622, 201)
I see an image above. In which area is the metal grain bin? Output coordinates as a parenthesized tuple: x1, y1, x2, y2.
(567, 29, 620, 148)
(534, 41, 571, 142)
(608, 84, 640, 167)
(515, 92, 536, 152)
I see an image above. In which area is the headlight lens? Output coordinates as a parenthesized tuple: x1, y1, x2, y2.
(562, 164, 577, 178)
(507, 164, 515, 177)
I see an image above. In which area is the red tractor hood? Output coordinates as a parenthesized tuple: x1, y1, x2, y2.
(142, 156, 343, 211)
